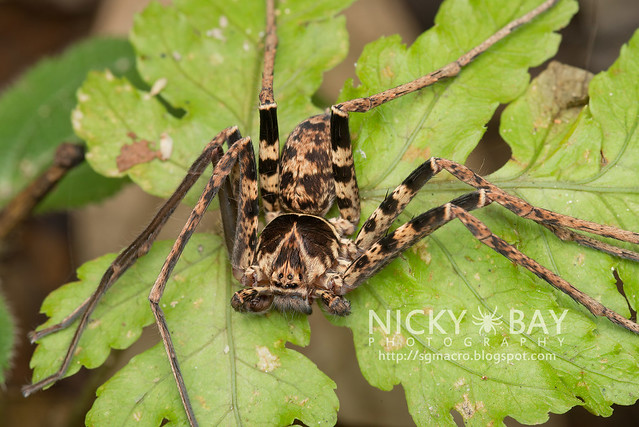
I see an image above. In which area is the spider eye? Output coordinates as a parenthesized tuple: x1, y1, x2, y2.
(278, 273, 284, 279)
(298, 274, 303, 280)
(287, 273, 293, 280)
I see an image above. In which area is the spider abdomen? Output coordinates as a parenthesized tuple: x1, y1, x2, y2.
(279, 113, 335, 215)
(256, 213, 340, 283)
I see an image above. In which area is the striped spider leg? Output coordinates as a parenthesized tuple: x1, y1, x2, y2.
(147, 135, 260, 426)
(22, 127, 241, 389)
(21, 128, 249, 421)
(336, 159, 639, 334)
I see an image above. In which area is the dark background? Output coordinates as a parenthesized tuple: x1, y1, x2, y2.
(1, 0, 638, 425)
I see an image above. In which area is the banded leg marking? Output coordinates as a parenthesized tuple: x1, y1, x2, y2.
(330, 107, 360, 235)
(342, 191, 490, 292)
(258, 0, 281, 216)
(259, 106, 280, 215)
(356, 158, 439, 250)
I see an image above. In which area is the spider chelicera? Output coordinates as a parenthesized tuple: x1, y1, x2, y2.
(24, 0, 639, 425)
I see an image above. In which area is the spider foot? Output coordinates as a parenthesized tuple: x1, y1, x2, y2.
(231, 288, 273, 313)
(28, 321, 71, 342)
(327, 297, 351, 316)
(316, 289, 351, 316)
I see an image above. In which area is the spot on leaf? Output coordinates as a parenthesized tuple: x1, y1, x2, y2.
(455, 394, 485, 420)
(116, 138, 164, 172)
(256, 345, 280, 372)
(380, 332, 405, 351)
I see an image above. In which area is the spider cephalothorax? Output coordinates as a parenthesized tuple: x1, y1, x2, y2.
(232, 213, 355, 316)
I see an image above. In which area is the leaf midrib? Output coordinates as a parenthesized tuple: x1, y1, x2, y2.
(224, 256, 243, 426)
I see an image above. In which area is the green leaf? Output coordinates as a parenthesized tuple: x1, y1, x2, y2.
(345, 0, 576, 190)
(31, 234, 337, 425)
(29, 0, 639, 425)
(34, 0, 352, 425)
(330, 1, 639, 424)
(74, 0, 353, 203)
(0, 38, 135, 212)
(0, 291, 16, 384)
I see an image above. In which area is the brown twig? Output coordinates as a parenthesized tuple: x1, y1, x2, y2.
(0, 142, 85, 240)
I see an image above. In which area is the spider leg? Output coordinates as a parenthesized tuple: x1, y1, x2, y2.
(326, 0, 558, 235)
(355, 158, 440, 250)
(433, 158, 639, 258)
(329, 108, 361, 235)
(356, 156, 639, 260)
(333, 0, 558, 114)
(216, 132, 245, 257)
(541, 223, 639, 262)
(449, 205, 639, 334)
(148, 136, 256, 427)
(230, 140, 260, 275)
(340, 191, 490, 292)
(258, 0, 281, 218)
(22, 127, 240, 399)
(342, 194, 639, 334)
